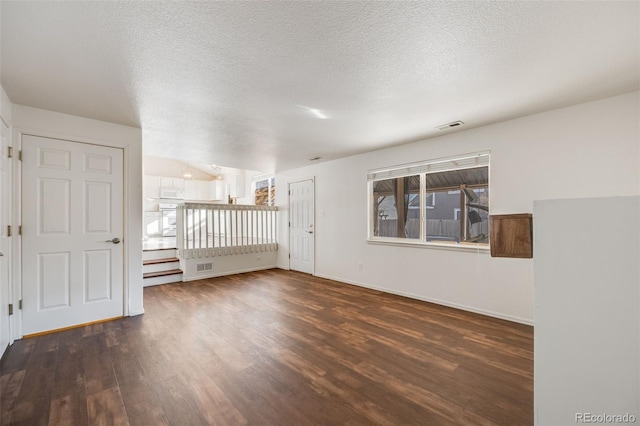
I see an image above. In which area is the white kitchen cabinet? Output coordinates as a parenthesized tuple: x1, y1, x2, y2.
(184, 180, 198, 200)
(183, 179, 226, 201)
(159, 176, 184, 190)
(159, 177, 172, 189)
(210, 179, 225, 200)
(143, 175, 160, 200)
(228, 174, 246, 198)
(172, 178, 184, 189)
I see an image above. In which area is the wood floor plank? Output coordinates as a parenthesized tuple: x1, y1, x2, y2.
(0, 370, 26, 425)
(86, 387, 129, 426)
(1, 269, 533, 425)
(148, 374, 210, 426)
(181, 364, 248, 426)
(49, 391, 88, 426)
(0, 339, 35, 375)
(8, 351, 57, 426)
(127, 406, 170, 426)
(81, 328, 121, 399)
(117, 378, 170, 425)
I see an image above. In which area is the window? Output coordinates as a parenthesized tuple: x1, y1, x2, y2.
(254, 176, 275, 206)
(368, 152, 490, 247)
(373, 175, 421, 239)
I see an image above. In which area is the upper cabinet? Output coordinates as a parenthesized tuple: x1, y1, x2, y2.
(159, 177, 184, 190)
(145, 175, 226, 203)
(228, 174, 246, 198)
(184, 179, 225, 201)
(143, 175, 160, 200)
(210, 179, 225, 200)
(184, 180, 203, 200)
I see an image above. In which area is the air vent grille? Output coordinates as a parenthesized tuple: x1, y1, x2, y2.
(437, 121, 464, 130)
(196, 262, 213, 272)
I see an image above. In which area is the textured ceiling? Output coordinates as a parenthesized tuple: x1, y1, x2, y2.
(1, 1, 638, 173)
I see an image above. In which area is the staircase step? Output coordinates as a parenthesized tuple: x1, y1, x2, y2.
(143, 257, 180, 266)
(143, 272, 183, 287)
(143, 249, 178, 261)
(143, 267, 183, 287)
(143, 260, 181, 274)
(143, 269, 183, 279)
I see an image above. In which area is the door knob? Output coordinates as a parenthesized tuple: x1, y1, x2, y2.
(305, 230, 314, 234)
(105, 238, 121, 244)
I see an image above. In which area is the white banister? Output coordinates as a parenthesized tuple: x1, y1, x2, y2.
(177, 203, 278, 260)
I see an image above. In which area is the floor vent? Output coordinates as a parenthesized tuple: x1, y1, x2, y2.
(197, 262, 213, 272)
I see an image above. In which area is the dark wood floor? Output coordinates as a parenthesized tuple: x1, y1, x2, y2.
(1, 269, 533, 425)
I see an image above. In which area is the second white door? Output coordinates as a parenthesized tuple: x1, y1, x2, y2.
(289, 179, 314, 274)
(22, 135, 124, 336)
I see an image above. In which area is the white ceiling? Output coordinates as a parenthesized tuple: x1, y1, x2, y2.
(1, 1, 638, 173)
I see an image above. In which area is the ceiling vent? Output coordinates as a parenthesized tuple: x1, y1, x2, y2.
(436, 121, 464, 130)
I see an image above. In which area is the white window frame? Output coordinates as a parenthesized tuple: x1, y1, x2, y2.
(453, 208, 461, 220)
(253, 175, 275, 206)
(367, 151, 490, 251)
(425, 192, 435, 209)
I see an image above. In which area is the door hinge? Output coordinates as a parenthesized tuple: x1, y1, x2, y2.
(18, 225, 22, 235)
(8, 304, 13, 316)
(288, 190, 291, 196)
(288, 221, 290, 227)
(288, 253, 290, 259)
(18, 150, 22, 161)
(7, 225, 11, 237)
(19, 300, 22, 310)
(7, 146, 12, 158)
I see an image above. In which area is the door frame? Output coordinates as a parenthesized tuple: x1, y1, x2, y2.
(12, 119, 142, 338)
(0, 112, 13, 348)
(288, 176, 315, 275)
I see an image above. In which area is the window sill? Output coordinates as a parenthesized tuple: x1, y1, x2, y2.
(367, 238, 490, 253)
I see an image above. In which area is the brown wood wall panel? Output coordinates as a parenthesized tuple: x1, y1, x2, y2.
(490, 213, 534, 258)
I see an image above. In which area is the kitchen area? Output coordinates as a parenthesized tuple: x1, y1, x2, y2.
(143, 157, 252, 250)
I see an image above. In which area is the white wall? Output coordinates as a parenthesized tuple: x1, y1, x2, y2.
(181, 251, 278, 282)
(534, 196, 639, 424)
(276, 91, 640, 324)
(144, 156, 215, 180)
(0, 88, 11, 124)
(12, 105, 144, 327)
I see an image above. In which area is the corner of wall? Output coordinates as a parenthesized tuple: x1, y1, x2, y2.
(0, 86, 13, 125)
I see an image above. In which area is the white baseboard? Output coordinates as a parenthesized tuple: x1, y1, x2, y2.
(314, 272, 534, 326)
(128, 309, 145, 316)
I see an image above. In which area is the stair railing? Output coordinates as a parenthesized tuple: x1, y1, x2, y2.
(177, 203, 278, 259)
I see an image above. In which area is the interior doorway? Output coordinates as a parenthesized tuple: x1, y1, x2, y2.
(21, 135, 124, 335)
(288, 178, 314, 274)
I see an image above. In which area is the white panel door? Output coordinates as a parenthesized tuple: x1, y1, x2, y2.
(22, 135, 124, 335)
(289, 179, 314, 274)
(0, 118, 11, 352)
